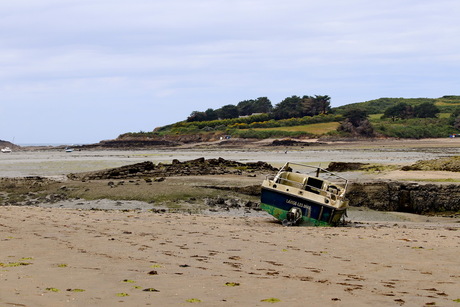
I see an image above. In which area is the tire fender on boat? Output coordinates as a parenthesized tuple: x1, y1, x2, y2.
(282, 207, 302, 226)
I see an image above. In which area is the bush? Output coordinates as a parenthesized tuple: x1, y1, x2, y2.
(232, 129, 312, 139)
(375, 121, 454, 138)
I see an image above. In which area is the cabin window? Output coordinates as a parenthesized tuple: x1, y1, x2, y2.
(307, 177, 323, 189)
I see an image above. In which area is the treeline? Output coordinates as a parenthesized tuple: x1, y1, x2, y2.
(381, 102, 440, 121)
(187, 95, 332, 122)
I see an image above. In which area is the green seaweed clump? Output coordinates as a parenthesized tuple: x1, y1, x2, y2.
(186, 298, 202, 303)
(225, 282, 240, 287)
(261, 297, 281, 303)
(45, 288, 60, 292)
(0, 262, 32, 267)
(67, 288, 85, 292)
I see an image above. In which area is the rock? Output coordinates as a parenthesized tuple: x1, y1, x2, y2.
(347, 181, 460, 214)
(68, 158, 277, 181)
(270, 139, 313, 146)
(327, 162, 369, 172)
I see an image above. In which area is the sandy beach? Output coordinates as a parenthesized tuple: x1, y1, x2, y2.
(0, 207, 459, 306)
(1, 140, 460, 306)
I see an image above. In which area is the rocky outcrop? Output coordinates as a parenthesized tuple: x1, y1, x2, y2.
(68, 158, 277, 181)
(327, 162, 369, 172)
(401, 156, 460, 172)
(78, 134, 225, 149)
(0, 140, 20, 150)
(347, 181, 460, 214)
(80, 139, 178, 149)
(269, 139, 324, 147)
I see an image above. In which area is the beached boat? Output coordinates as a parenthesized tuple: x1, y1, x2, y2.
(260, 162, 349, 226)
(1, 147, 12, 153)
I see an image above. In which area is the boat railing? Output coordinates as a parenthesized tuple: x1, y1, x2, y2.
(269, 165, 347, 200)
(277, 177, 305, 190)
(278, 162, 349, 191)
(273, 176, 346, 201)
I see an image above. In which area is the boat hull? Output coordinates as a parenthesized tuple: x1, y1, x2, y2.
(260, 187, 346, 226)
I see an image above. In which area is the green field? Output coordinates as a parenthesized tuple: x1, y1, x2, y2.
(243, 122, 340, 135)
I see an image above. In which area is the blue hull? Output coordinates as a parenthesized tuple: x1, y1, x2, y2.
(261, 187, 346, 226)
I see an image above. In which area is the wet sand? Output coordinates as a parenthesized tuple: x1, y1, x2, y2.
(3, 138, 460, 178)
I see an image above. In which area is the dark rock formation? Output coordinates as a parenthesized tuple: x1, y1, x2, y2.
(79, 139, 178, 149)
(270, 139, 319, 146)
(401, 156, 460, 172)
(68, 158, 278, 181)
(327, 162, 369, 172)
(347, 181, 460, 214)
(0, 140, 20, 150)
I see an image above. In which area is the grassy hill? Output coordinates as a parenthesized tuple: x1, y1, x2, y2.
(118, 95, 460, 141)
(334, 95, 460, 115)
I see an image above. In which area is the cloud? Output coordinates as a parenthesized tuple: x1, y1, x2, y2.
(1, 0, 460, 143)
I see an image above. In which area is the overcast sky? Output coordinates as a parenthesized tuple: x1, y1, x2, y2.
(1, 0, 459, 144)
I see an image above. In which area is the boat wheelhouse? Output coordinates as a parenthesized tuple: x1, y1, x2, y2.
(260, 162, 349, 226)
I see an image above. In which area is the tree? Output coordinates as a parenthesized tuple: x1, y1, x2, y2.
(237, 100, 256, 116)
(454, 116, 460, 131)
(338, 108, 374, 137)
(449, 108, 460, 125)
(343, 108, 368, 127)
(299, 95, 331, 116)
(204, 108, 218, 121)
(187, 111, 207, 122)
(217, 104, 239, 119)
(237, 97, 273, 116)
(272, 96, 304, 119)
(313, 95, 331, 115)
(253, 97, 273, 113)
(187, 109, 219, 122)
(413, 102, 439, 118)
(382, 103, 413, 121)
(300, 96, 316, 116)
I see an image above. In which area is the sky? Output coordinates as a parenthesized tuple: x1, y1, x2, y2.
(1, 0, 459, 144)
